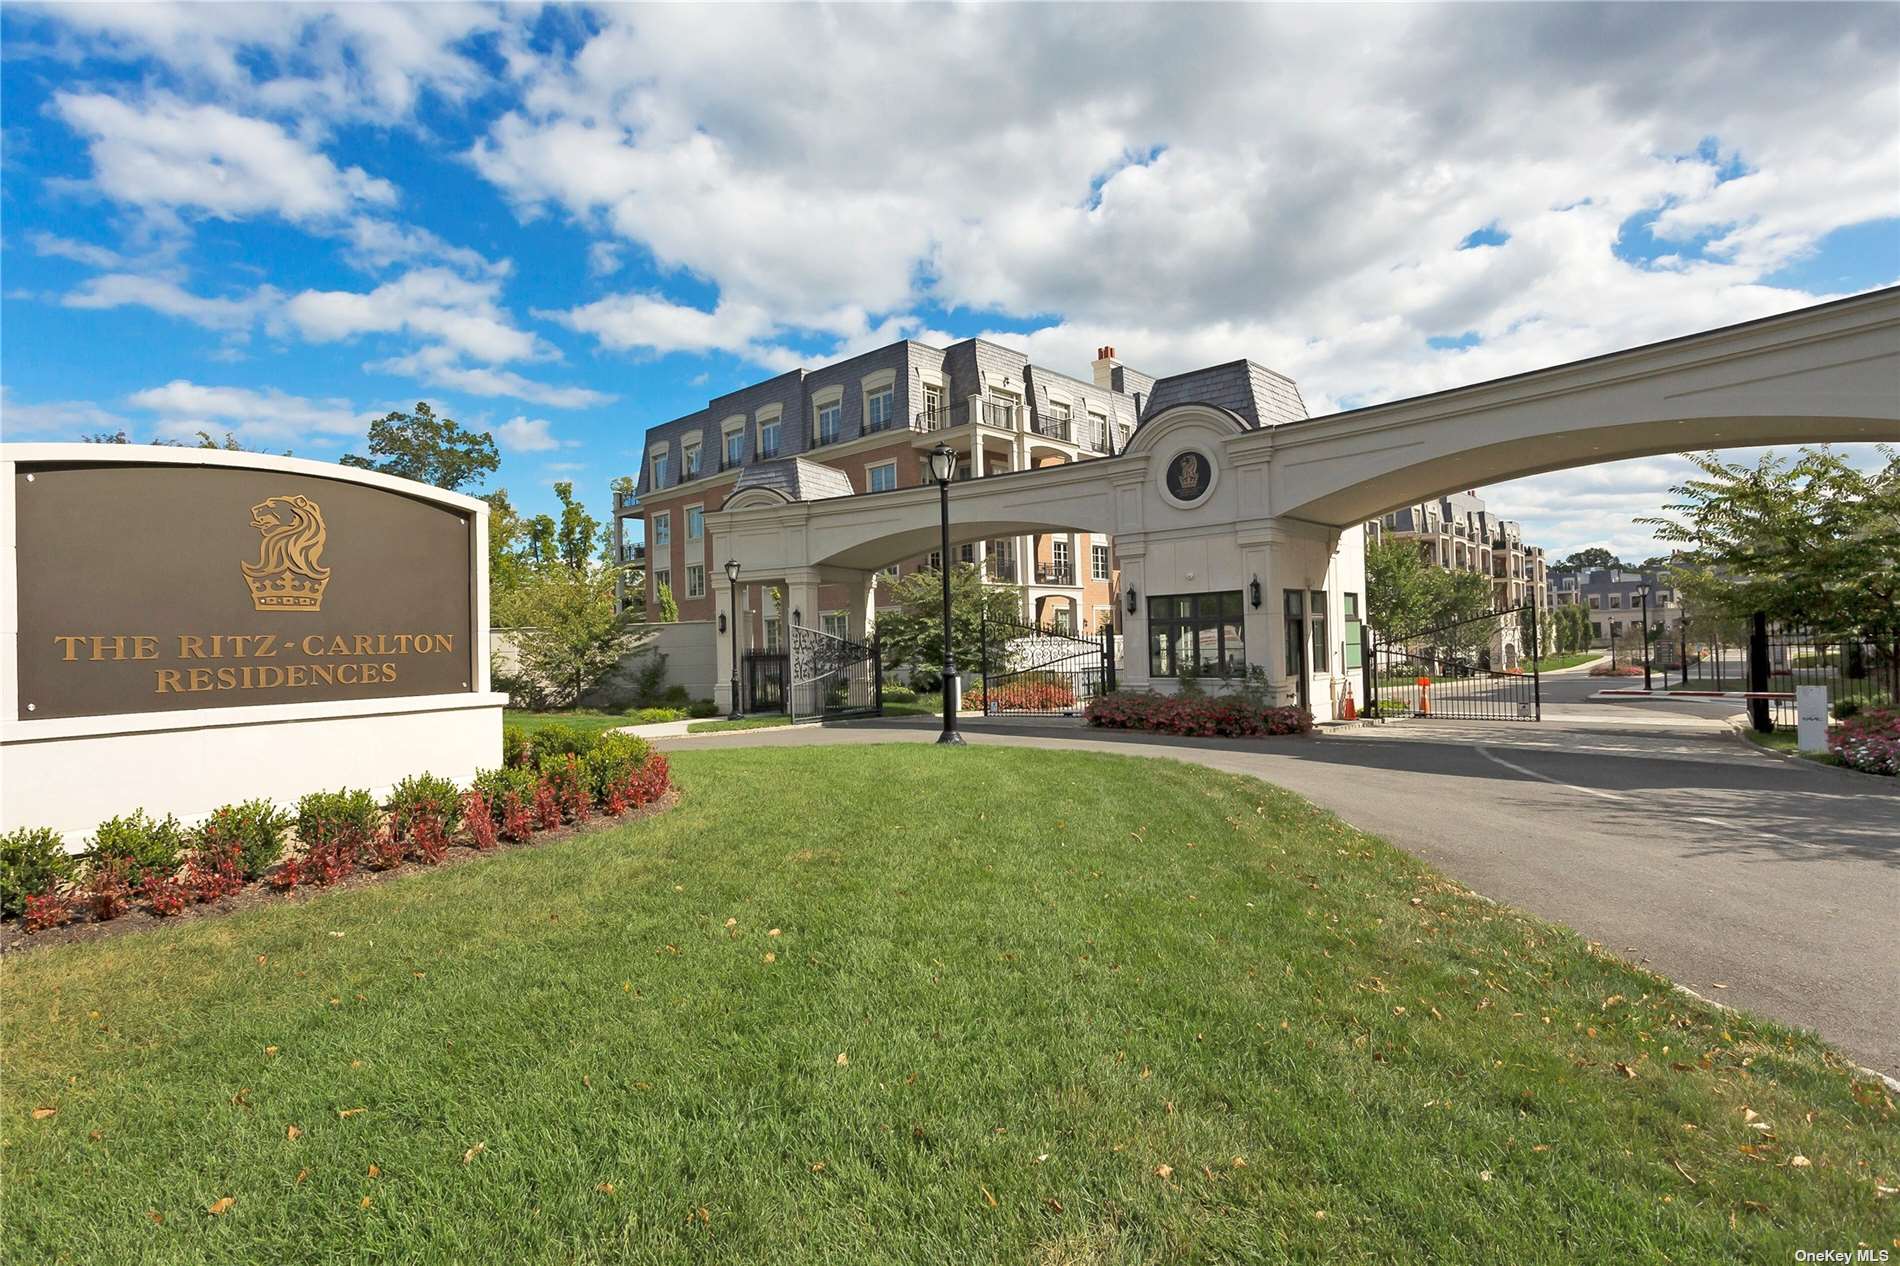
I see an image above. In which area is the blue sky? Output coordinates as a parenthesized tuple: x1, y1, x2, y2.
(3, 3, 1895, 559)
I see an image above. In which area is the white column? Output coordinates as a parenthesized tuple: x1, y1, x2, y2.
(785, 570, 822, 637)
(713, 580, 739, 714)
(851, 571, 877, 643)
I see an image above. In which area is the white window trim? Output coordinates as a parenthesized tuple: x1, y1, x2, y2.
(685, 502, 705, 540)
(1091, 543, 1111, 581)
(866, 460, 898, 493)
(651, 510, 671, 547)
(811, 385, 845, 443)
(685, 563, 706, 599)
(648, 443, 670, 487)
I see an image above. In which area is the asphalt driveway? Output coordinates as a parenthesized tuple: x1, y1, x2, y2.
(656, 703, 1900, 1077)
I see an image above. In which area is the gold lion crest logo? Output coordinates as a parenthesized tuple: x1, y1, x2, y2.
(242, 494, 331, 611)
(1175, 453, 1201, 494)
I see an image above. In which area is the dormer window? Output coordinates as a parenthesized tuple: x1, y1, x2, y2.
(650, 451, 670, 489)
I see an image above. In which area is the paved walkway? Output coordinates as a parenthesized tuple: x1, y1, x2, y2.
(654, 708, 1900, 1077)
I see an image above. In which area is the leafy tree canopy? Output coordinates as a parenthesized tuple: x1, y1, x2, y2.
(491, 563, 643, 709)
(340, 402, 498, 492)
(875, 563, 1027, 677)
(1639, 446, 1899, 632)
(1558, 547, 1622, 571)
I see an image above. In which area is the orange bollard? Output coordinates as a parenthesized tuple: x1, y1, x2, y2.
(1416, 675, 1431, 716)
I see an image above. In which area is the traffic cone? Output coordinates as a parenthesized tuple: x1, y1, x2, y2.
(1341, 682, 1357, 721)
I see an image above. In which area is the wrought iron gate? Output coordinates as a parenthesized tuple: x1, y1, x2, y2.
(979, 613, 1114, 716)
(1365, 604, 1541, 722)
(788, 625, 881, 721)
(743, 649, 787, 713)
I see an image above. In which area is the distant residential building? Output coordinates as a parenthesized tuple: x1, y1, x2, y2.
(1551, 566, 1680, 648)
(1365, 491, 1552, 611)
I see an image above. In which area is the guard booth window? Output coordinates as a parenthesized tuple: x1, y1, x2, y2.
(1149, 592, 1244, 677)
(1342, 593, 1363, 670)
(1283, 590, 1304, 677)
(1310, 589, 1329, 675)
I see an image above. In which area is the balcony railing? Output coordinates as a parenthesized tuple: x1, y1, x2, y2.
(1030, 412, 1072, 442)
(984, 557, 1019, 583)
(980, 400, 1016, 428)
(811, 429, 841, 448)
(1035, 564, 1075, 585)
(719, 453, 745, 472)
(614, 489, 639, 510)
(914, 405, 959, 431)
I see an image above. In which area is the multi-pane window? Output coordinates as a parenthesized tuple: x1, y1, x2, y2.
(1342, 593, 1363, 670)
(922, 383, 944, 423)
(1309, 589, 1329, 676)
(685, 564, 706, 599)
(1051, 539, 1071, 580)
(867, 461, 897, 493)
(867, 388, 895, 432)
(653, 568, 671, 599)
(815, 401, 841, 445)
(926, 551, 943, 571)
(651, 512, 671, 547)
(821, 612, 849, 640)
(1283, 590, 1305, 677)
(1610, 595, 1622, 609)
(759, 417, 781, 457)
(1052, 606, 1075, 635)
(724, 429, 744, 468)
(682, 442, 701, 479)
(686, 505, 704, 539)
(1149, 592, 1245, 678)
(959, 543, 975, 564)
(1091, 543, 1110, 581)
(764, 618, 783, 651)
(650, 452, 670, 489)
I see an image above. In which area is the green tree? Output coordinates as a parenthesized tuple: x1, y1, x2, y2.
(874, 563, 1024, 680)
(491, 563, 642, 708)
(1559, 547, 1622, 571)
(1366, 534, 1444, 636)
(485, 489, 535, 599)
(552, 481, 600, 572)
(655, 581, 680, 623)
(341, 402, 498, 492)
(1640, 446, 1899, 633)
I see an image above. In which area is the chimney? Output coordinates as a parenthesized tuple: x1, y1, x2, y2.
(1092, 344, 1119, 391)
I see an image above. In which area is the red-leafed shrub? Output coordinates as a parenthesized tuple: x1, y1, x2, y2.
(473, 767, 538, 842)
(183, 843, 245, 904)
(1587, 662, 1645, 677)
(965, 679, 1078, 713)
(409, 818, 450, 865)
(611, 752, 671, 808)
(388, 774, 462, 851)
(463, 790, 499, 850)
(1828, 705, 1899, 776)
(141, 872, 189, 917)
(270, 857, 305, 892)
(364, 829, 408, 871)
(301, 839, 357, 887)
(532, 778, 563, 832)
(1085, 691, 1313, 738)
(87, 858, 134, 921)
(195, 800, 291, 880)
(539, 755, 591, 824)
(24, 887, 73, 932)
(501, 793, 534, 843)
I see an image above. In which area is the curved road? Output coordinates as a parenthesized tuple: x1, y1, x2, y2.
(655, 688, 1900, 1077)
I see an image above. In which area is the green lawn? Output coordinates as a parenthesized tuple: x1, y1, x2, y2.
(685, 714, 792, 734)
(504, 709, 634, 738)
(1527, 652, 1602, 673)
(1742, 727, 1846, 768)
(4, 747, 1891, 1263)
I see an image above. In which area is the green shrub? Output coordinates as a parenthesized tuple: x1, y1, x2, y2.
(89, 811, 187, 882)
(623, 706, 687, 724)
(1, 827, 73, 917)
(1833, 699, 1862, 720)
(659, 684, 692, 708)
(196, 800, 292, 879)
(501, 724, 533, 769)
(472, 765, 539, 828)
(686, 699, 720, 719)
(295, 789, 381, 849)
(583, 731, 652, 802)
(881, 685, 918, 704)
(388, 774, 463, 842)
(529, 723, 592, 766)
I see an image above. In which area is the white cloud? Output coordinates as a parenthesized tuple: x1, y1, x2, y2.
(127, 379, 374, 446)
(282, 269, 542, 363)
(0, 387, 131, 438)
(54, 92, 395, 223)
(540, 292, 775, 358)
(339, 217, 508, 277)
(62, 273, 277, 332)
(28, 232, 127, 270)
(367, 346, 614, 409)
(587, 241, 624, 278)
(496, 415, 573, 452)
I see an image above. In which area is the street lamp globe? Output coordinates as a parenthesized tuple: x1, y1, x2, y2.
(724, 558, 741, 584)
(927, 443, 957, 485)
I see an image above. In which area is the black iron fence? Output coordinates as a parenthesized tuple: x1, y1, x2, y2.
(980, 613, 1113, 716)
(788, 626, 881, 721)
(743, 650, 787, 714)
(1365, 605, 1541, 722)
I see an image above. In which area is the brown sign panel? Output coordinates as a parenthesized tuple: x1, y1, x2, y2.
(14, 463, 476, 720)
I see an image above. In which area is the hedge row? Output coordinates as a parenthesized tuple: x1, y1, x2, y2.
(0, 727, 670, 933)
(1084, 691, 1313, 738)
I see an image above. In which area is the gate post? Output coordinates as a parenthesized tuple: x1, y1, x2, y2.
(1527, 600, 1542, 722)
(980, 607, 990, 717)
(1363, 623, 1377, 723)
(1103, 625, 1116, 693)
(1748, 610, 1772, 732)
(873, 632, 884, 716)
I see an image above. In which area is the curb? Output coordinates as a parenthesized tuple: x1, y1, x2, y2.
(1723, 717, 1890, 783)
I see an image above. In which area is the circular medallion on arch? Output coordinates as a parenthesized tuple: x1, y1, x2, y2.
(1161, 449, 1216, 507)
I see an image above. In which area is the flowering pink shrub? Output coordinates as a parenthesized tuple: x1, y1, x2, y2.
(1828, 705, 1899, 776)
(1085, 691, 1312, 738)
(1588, 663, 1646, 677)
(965, 680, 1078, 713)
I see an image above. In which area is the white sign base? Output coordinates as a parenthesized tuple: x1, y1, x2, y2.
(1795, 685, 1829, 754)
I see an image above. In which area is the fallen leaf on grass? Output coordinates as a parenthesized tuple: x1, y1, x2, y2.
(31, 1107, 57, 1120)
(337, 1108, 366, 1119)
(762, 952, 776, 964)
(1479, 1171, 1493, 1182)
(1044, 1197, 1065, 1214)
(207, 1197, 235, 1216)
(1613, 1063, 1637, 1079)
(286, 1125, 302, 1141)
(1232, 1156, 1246, 1168)
(836, 1052, 849, 1067)
(810, 1161, 826, 1173)
(768, 928, 781, 937)
(295, 1169, 309, 1184)
(359, 1197, 372, 1210)
(980, 1185, 998, 1208)
(367, 1164, 381, 1178)
(1789, 1155, 1811, 1168)
(724, 917, 737, 927)
(463, 1142, 485, 1165)
(264, 1046, 279, 1057)
(1154, 1164, 1174, 1180)
(596, 1183, 615, 1195)
(147, 1210, 164, 1224)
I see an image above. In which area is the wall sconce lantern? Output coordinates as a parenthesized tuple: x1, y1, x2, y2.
(718, 613, 727, 634)
(793, 608, 802, 625)
(1249, 575, 1262, 609)
(1125, 586, 1138, 615)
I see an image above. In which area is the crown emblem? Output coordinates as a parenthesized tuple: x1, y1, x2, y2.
(242, 494, 331, 612)
(1176, 454, 1201, 493)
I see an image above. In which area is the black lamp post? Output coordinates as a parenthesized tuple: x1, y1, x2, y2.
(927, 442, 964, 745)
(1637, 584, 1653, 692)
(725, 559, 743, 719)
